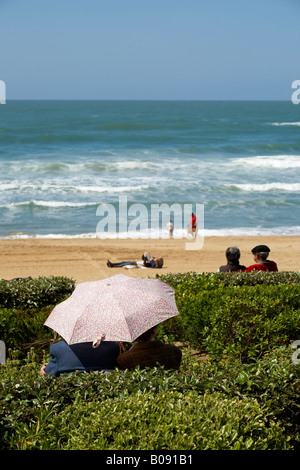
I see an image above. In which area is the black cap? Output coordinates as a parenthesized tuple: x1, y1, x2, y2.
(251, 245, 270, 254)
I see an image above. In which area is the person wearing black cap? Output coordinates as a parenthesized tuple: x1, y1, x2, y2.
(244, 245, 278, 272)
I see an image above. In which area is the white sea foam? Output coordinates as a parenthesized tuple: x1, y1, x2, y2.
(235, 155, 300, 169)
(10, 200, 97, 208)
(226, 182, 300, 192)
(2, 225, 300, 239)
(0, 182, 149, 194)
(0, 158, 166, 176)
(202, 226, 300, 236)
(112, 161, 161, 170)
(74, 185, 149, 194)
(271, 122, 300, 126)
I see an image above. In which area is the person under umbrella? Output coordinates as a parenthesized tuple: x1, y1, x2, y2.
(42, 274, 181, 375)
(116, 325, 182, 371)
(40, 339, 121, 377)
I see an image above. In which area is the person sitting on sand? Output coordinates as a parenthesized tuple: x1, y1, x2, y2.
(107, 252, 163, 269)
(243, 245, 278, 272)
(40, 340, 122, 377)
(116, 325, 182, 371)
(218, 246, 246, 272)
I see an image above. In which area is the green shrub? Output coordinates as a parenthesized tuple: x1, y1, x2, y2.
(158, 271, 300, 288)
(200, 284, 300, 361)
(2, 388, 291, 450)
(0, 272, 299, 450)
(53, 391, 290, 450)
(170, 280, 300, 361)
(0, 276, 75, 310)
(186, 346, 300, 448)
(0, 276, 74, 354)
(1, 273, 299, 362)
(0, 346, 298, 450)
(216, 271, 300, 286)
(0, 306, 54, 352)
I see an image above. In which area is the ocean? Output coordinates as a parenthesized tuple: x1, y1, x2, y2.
(0, 100, 299, 239)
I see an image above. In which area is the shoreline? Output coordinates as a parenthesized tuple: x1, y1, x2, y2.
(0, 235, 299, 284)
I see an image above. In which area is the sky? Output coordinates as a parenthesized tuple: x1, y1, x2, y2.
(1, 0, 299, 100)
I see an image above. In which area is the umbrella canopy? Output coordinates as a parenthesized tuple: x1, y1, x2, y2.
(44, 273, 179, 344)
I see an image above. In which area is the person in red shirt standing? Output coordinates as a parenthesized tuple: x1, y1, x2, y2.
(244, 245, 278, 272)
(190, 213, 197, 237)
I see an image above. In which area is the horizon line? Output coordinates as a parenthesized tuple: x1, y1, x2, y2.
(2, 98, 292, 102)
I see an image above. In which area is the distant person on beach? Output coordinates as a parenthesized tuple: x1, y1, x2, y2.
(244, 245, 278, 272)
(116, 326, 182, 371)
(187, 213, 197, 237)
(191, 213, 197, 236)
(167, 220, 174, 239)
(40, 340, 121, 377)
(218, 246, 246, 272)
(107, 252, 164, 269)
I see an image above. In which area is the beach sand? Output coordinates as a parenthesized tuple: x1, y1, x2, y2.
(0, 236, 299, 284)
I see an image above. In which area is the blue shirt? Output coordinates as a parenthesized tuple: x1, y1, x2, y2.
(44, 340, 120, 376)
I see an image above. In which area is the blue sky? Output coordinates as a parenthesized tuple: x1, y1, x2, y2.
(1, 0, 299, 100)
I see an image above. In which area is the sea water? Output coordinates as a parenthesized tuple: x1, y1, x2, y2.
(0, 100, 299, 238)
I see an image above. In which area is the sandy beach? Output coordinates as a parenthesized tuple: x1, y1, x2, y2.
(0, 235, 299, 284)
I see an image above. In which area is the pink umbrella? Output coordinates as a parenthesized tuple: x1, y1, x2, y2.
(44, 273, 179, 345)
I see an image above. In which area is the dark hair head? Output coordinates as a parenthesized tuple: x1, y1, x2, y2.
(225, 246, 241, 262)
(136, 326, 157, 342)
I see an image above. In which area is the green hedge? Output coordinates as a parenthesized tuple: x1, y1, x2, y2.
(0, 346, 298, 450)
(0, 273, 299, 449)
(158, 272, 300, 362)
(0, 276, 75, 309)
(1, 273, 299, 361)
(0, 306, 54, 351)
(0, 276, 75, 353)
(158, 271, 300, 288)
(49, 391, 290, 450)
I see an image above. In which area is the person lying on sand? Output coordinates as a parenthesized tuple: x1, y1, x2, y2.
(107, 252, 163, 269)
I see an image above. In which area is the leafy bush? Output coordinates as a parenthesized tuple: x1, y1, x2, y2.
(163, 277, 300, 362)
(0, 346, 298, 450)
(0, 306, 54, 352)
(200, 284, 300, 361)
(0, 273, 299, 450)
(1, 272, 300, 361)
(1, 273, 299, 362)
(0, 276, 75, 354)
(48, 391, 289, 450)
(0, 276, 75, 309)
(158, 271, 300, 288)
(188, 346, 300, 448)
(216, 271, 300, 286)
